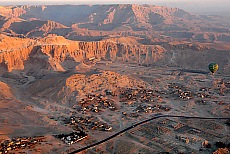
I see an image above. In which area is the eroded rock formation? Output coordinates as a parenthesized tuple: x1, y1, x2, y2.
(0, 35, 166, 72)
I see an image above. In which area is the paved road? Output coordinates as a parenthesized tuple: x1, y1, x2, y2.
(69, 114, 229, 154)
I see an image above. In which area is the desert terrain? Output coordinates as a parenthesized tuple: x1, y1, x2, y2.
(0, 4, 229, 154)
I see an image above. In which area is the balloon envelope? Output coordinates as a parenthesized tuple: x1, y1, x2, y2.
(208, 63, 218, 73)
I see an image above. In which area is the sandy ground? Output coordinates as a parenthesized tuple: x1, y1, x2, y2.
(0, 62, 229, 153)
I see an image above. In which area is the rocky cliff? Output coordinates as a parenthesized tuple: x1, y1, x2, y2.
(1, 34, 230, 75)
(0, 35, 166, 73)
(0, 81, 14, 99)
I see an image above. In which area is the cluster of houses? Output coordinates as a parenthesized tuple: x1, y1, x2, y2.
(119, 88, 162, 103)
(122, 104, 171, 118)
(55, 131, 88, 145)
(118, 88, 171, 117)
(134, 104, 171, 113)
(65, 116, 112, 132)
(75, 94, 117, 113)
(167, 83, 193, 100)
(0, 136, 45, 154)
(177, 89, 193, 100)
(167, 83, 221, 101)
(196, 87, 213, 98)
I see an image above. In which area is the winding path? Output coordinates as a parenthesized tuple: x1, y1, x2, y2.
(69, 114, 229, 154)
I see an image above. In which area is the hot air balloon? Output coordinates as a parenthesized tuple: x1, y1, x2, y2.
(208, 63, 218, 74)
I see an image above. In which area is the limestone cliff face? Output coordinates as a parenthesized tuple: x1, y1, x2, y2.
(0, 36, 166, 72)
(0, 35, 35, 72)
(38, 41, 165, 71)
(1, 35, 229, 75)
(0, 46, 33, 72)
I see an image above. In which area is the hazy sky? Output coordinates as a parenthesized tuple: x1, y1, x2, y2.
(1, 0, 230, 15)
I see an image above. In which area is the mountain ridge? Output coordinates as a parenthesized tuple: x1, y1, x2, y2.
(0, 4, 229, 43)
(0, 4, 230, 75)
(0, 34, 229, 75)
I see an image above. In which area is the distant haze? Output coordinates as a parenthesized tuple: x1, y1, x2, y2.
(1, 0, 230, 15)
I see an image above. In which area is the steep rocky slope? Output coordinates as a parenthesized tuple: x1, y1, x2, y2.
(0, 34, 229, 75)
(0, 35, 166, 73)
(0, 18, 71, 38)
(9, 20, 70, 37)
(0, 35, 35, 72)
(0, 81, 14, 99)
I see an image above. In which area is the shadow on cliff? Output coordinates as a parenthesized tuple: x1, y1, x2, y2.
(22, 45, 52, 77)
